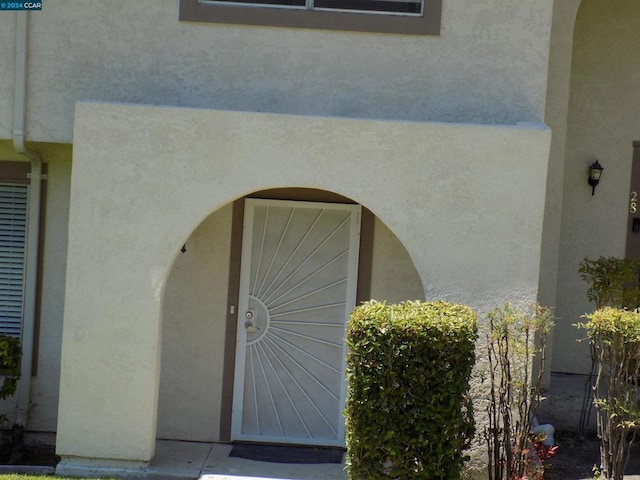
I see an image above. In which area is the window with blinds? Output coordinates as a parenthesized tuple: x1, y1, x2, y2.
(0, 184, 28, 338)
(179, 0, 441, 35)
(204, 0, 422, 15)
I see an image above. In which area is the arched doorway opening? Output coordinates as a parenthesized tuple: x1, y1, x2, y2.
(155, 188, 423, 445)
(552, 0, 640, 375)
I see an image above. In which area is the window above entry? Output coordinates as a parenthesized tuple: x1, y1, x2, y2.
(179, 0, 442, 35)
(206, 0, 421, 15)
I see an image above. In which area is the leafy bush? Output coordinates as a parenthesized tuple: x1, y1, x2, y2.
(578, 257, 640, 437)
(345, 300, 477, 480)
(482, 304, 554, 480)
(578, 257, 640, 310)
(576, 307, 640, 480)
(0, 335, 22, 425)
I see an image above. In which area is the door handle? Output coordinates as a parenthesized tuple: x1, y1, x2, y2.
(244, 310, 257, 332)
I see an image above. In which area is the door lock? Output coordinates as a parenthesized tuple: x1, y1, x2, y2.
(244, 310, 257, 332)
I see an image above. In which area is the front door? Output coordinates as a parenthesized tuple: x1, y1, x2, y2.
(231, 198, 361, 446)
(626, 141, 640, 258)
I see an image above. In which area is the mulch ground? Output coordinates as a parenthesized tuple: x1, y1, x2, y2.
(544, 430, 640, 480)
(0, 441, 59, 467)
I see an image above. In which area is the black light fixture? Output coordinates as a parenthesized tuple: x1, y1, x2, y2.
(588, 160, 603, 196)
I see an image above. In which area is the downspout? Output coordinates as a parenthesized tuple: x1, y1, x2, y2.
(12, 10, 42, 427)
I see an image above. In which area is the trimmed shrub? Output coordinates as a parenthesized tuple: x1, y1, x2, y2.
(576, 307, 640, 480)
(345, 300, 477, 480)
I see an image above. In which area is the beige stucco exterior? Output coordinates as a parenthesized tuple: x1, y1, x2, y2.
(0, 0, 553, 143)
(534, 0, 582, 384)
(54, 101, 550, 463)
(0, 0, 638, 471)
(0, 140, 70, 431)
(156, 204, 232, 443)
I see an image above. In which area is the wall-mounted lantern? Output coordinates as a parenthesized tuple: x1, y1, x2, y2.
(588, 160, 603, 196)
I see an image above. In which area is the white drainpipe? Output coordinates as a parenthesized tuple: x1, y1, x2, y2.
(12, 10, 43, 427)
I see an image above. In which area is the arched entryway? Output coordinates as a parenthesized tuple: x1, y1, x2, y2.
(551, 0, 640, 375)
(155, 188, 424, 446)
(58, 97, 551, 470)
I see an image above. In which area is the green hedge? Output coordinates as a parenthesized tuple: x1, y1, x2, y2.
(0, 335, 21, 425)
(345, 300, 478, 480)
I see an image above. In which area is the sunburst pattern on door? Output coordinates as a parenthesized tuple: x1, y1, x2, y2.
(232, 199, 361, 446)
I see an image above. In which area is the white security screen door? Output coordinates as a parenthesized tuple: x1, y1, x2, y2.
(231, 198, 361, 446)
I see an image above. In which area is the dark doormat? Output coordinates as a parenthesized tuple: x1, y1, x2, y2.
(229, 443, 345, 464)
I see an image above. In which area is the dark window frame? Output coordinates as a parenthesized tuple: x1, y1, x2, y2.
(179, 0, 442, 35)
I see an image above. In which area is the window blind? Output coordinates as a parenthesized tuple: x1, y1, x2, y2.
(204, 0, 422, 15)
(0, 184, 28, 338)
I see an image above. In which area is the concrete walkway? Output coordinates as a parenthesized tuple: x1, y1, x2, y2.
(1, 439, 346, 480)
(148, 441, 348, 480)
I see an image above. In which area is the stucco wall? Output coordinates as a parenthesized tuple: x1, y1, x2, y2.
(369, 219, 425, 303)
(537, 0, 581, 383)
(156, 209, 424, 442)
(0, 137, 424, 442)
(0, 140, 71, 431)
(57, 101, 550, 463)
(157, 205, 232, 442)
(539, 1, 581, 310)
(554, 0, 640, 373)
(0, 0, 553, 144)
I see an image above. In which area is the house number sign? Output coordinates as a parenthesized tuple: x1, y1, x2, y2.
(631, 191, 638, 213)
